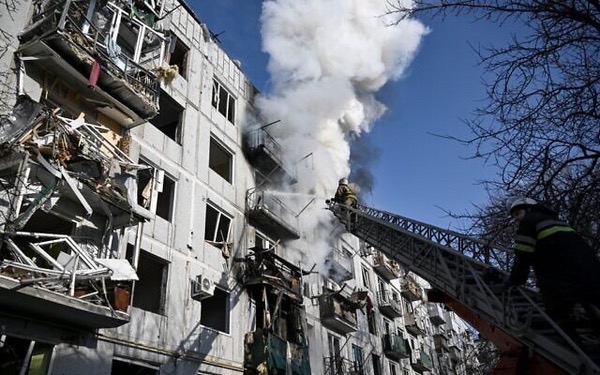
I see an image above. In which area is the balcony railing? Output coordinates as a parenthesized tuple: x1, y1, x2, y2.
(323, 356, 363, 375)
(377, 290, 402, 318)
(246, 189, 301, 240)
(245, 331, 311, 375)
(244, 127, 297, 184)
(383, 333, 411, 360)
(372, 252, 401, 280)
(404, 311, 426, 336)
(319, 289, 358, 334)
(324, 246, 353, 282)
(18, 0, 167, 122)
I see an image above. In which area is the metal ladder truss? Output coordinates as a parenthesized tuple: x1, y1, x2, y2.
(328, 202, 600, 375)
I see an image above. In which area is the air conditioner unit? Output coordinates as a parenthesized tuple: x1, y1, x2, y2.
(191, 274, 215, 301)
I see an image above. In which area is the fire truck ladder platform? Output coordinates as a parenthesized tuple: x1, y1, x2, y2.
(327, 202, 600, 375)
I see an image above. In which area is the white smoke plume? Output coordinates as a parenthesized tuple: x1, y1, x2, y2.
(254, 0, 428, 272)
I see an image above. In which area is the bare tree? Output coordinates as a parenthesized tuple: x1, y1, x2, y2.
(388, 0, 600, 250)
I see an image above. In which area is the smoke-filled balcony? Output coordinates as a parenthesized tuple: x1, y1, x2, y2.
(324, 246, 353, 283)
(400, 274, 422, 302)
(411, 349, 433, 373)
(244, 331, 310, 375)
(372, 252, 401, 280)
(0, 101, 147, 329)
(428, 303, 447, 326)
(377, 290, 402, 318)
(246, 189, 301, 240)
(318, 288, 359, 334)
(244, 127, 297, 184)
(383, 333, 411, 360)
(17, 0, 168, 124)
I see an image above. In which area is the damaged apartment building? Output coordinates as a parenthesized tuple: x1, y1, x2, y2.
(0, 0, 480, 374)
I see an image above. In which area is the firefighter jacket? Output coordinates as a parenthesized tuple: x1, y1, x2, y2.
(509, 204, 600, 299)
(334, 183, 357, 207)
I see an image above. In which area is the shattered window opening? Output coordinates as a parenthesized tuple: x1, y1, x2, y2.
(155, 172, 175, 222)
(149, 90, 184, 143)
(167, 36, 189, 79)
(204, 203, 231, 243)
(130, 249, 168, 315)
(200, 287, 230, 333)
(209, 137, 233, 183)
(211, 79, 236, 124)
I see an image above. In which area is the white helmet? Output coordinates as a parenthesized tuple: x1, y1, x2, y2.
(509, 197, 537, 214)
(339, 178, 348, 185)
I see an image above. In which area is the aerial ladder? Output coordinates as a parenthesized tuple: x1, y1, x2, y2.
(327, 202, 600, 375)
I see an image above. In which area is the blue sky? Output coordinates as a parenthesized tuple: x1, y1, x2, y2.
(191, 0, 510, 230)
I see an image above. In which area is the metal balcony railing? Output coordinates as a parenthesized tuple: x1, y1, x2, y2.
(245, 128, 297, 183)
(383, 333, 411, 360)
(246, 189, 301, 240)
(377, 290, 402, 318)
(323, 356, 363, 375)
(372, 252, 401, 280)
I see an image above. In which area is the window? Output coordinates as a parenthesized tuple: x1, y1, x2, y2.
(150, 90, 184, 143)
(200, 287, 230, 333)
(372, 354, 382, 375)
(136, 161, 176, 221)
(212, 79, 235, 123)
(204, 203, 232, 243)
(168, 36, 189, 79)
(0, 336, 53, 375)
(131, 250, 168, 314)
(361, 266, 371, 289)
(367, 309, 377, 335)
(352, 345, 364, 375)
(209, 137, 233, 182)
(389, 362, 398, 375)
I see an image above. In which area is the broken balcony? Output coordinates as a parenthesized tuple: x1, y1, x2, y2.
(17, 0, 168, 124)
(428, 303, 447, 326)
(383, 333, 411, 360)
(377, 290, 402, 318)
(246, 189, 300, 240)
(244, 331, 310, 375)
(372, 252, 401, 281)
(324, 246, 353, 283)
(0, 102, 148, 329)
(244, 127, 297, 184)
(400, 275, 422, 302)
(411, 350, 433, 374)
(318, 288, 358, 334)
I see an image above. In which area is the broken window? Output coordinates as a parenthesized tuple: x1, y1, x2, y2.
(204, 203, 231, 243)
(136, 160, 175, 221)
(155, 173, 175, 221)
(167, 36, 189, 79)
(150, 90, 184, 143)
(211, 79, 236, 123)
(131, 250, 168, 314)
(209, 137, 233, 183)
(112, 358, 159, 375)
(200, 287, 230, 333)
(0, 336, 53, 375)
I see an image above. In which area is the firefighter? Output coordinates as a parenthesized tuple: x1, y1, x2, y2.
(506, 197, 600, 341)
(334, 178, 357, 208)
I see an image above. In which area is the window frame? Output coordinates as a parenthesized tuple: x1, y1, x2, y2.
(200, 286, 231, 333)
(204, 202, 232, 243)
(208, 136, 234, 183)
(211, 78, 236, 124)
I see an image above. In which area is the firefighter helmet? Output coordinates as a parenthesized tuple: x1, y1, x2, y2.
(339, 178, 348, 185)
(509, 197, 537, 214)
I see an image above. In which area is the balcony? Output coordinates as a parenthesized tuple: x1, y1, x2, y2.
(400, 275, 421, 302)
(241, 250, 303, 302)
(319, 289, 358, 334)
(428, 303, 447, 326)
(246, 189, 301, 240)
(377, 290, 402, 318)
(372, 252, 401, 280)
(411, 350, 433, 373)
(0, 103, 146, 330)
(433, 333, 449, 354)
(404, 311, 426, 336)
(18, 0, 167, 124)
(383, 333, 411, 360)
(244, 127, 297, 184)
(324, 246, 353, 283)
(244, 331, 310, 375)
